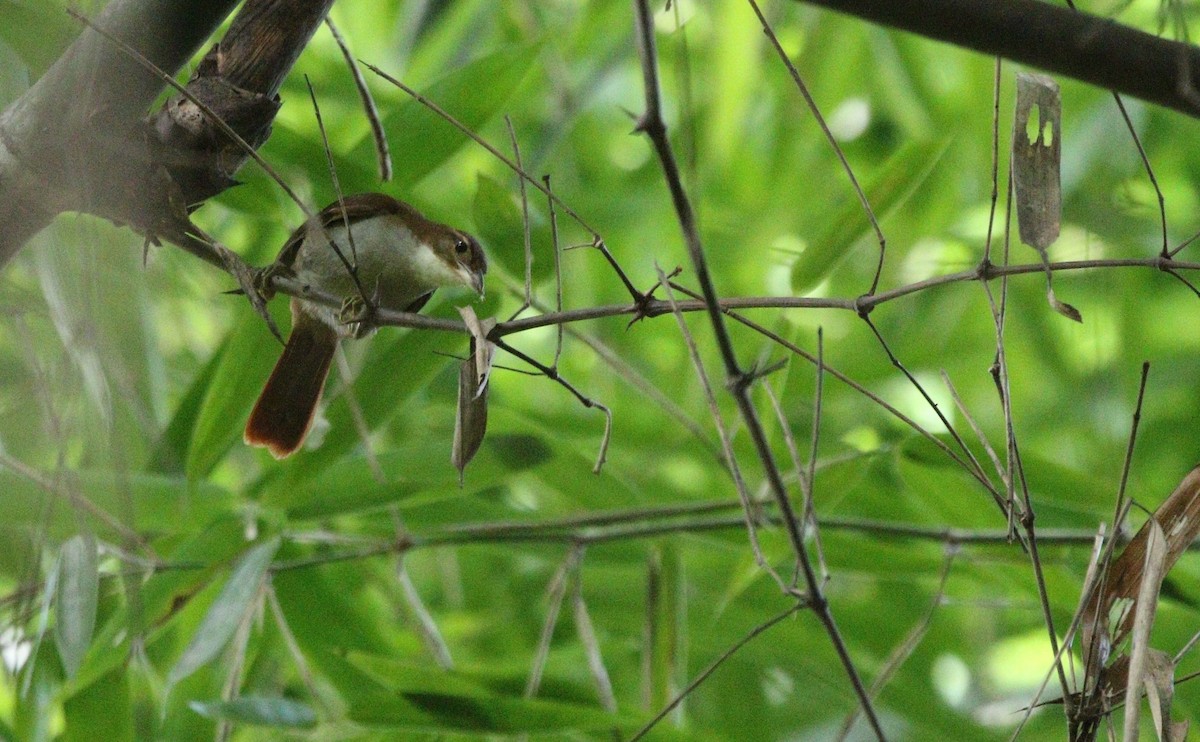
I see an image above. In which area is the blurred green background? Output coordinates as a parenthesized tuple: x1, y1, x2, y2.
(2, 0, 1200, 738)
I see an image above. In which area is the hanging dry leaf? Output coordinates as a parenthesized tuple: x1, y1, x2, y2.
(1013, 72, 1061, 252)
(1047, 288, 1082, 323)
(1012, 73, 1081, 323)
(452, 306, 496, 481)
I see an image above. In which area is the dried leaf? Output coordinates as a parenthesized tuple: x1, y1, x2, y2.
(1013, 73, 1061, 252)
(1104, 467, 1200, 650)
(1012, 73, 1081, 322)
(452, 307, 496, 480)
(1076, 525, 1109, 680)
(457, 306, 497, 393)
(1121, 519, 1166, 742)
(1141, 649, 1179, 742)
(1048, 287, 1083, 324)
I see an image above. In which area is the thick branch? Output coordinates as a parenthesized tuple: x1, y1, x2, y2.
(0, 0, 239, 264)
(0, 0, 335, 268)
(150, 0, 335, 205)
(798, 0, 1200, 118)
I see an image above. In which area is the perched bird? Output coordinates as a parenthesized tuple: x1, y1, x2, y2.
(244, 193, 487, 459)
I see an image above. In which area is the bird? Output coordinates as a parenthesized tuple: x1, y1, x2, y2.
(244, 192, 487, 459)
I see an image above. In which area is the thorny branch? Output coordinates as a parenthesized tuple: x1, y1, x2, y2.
(629, 0, 885, 736)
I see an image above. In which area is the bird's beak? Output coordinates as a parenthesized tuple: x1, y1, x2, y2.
(471, 270, 486, 299)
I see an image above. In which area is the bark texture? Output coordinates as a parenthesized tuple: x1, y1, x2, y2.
(0, 0, 334, 266)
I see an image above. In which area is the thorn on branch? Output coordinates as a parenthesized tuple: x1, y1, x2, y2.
(725, 371, 753, 396)
(627, 268, 682, 328)
(743, 359, 788, 387)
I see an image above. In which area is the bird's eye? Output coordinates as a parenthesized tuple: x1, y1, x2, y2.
(454, 238, 469, 255)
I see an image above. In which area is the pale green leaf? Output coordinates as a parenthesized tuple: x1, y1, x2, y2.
(188, 696, 316, 728)
(54, 534, 98, 680)
(165, 538, 280, 694)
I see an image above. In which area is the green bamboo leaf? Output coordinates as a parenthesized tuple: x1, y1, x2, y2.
(791, 139, 949, 294)
(471, 173, 552, 283)
(21, 549, 58, 697)
(54, 534, 98, 680)
(146, 343, 224, 474)
(165, 538, 280, 695)
(352, 44, 542, 190)
(0, 469, 233, 545)
(188, 696, 316, 728)
(62, 667, 133, 742)
(315, 650, 628, 734)
(186, 308, 285, 480)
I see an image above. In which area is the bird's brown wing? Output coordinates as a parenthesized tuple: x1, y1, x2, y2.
(405, 291, 435, 313)
(275, 193, 419, 267)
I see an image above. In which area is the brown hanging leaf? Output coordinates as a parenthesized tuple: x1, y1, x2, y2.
(1013, 72, 1061, 252)
(1012, 73, 1080, 323)
(452, 306, 496, 482)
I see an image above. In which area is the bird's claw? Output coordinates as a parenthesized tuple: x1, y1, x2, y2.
(339, 295, 377, 339)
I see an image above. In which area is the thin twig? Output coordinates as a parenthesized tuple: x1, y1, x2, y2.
(666, 281, 1002, 492)
(18, 508, 1168, 596)
(807, 328, 829, 581)
(501, 277, 722, 461)
(836, 546, 957, 740)
(265, 582, 322, 708)
(746, 0, 886, 294)
(629, 603, 804, 742)
(396, 556, 454, 669)
(332, 347, 385, 483)
(941, 370, 1009, 513)
(304, 75, 370, 301)
(526, 545, 583, 698)
(506, 116, 534, 316)
(1056, 0, 1168, 257)
(1113, 363, 1151, 542)
(325, 16, 392, 182)
(216, 588, 259, 742)
(983, 58, 1003, 265)
(985, 165, 1020, 532)
(573, 579, 618, 713)
(1010, 431, 1074, 709)
(492, 337, 612, 473)
(859, 314, 994, 492)
(762, 380, 812, 587)
(544, 175, 565, 369)
(657, 266, 786, 591)
(362, 61, 601, 238)
(631, 1, 884, 735)
(588, 237, 649, 306)
(0, 453, 143, 547)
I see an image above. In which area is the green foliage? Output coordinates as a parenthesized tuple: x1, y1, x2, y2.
(2, 1, 1200, 740)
